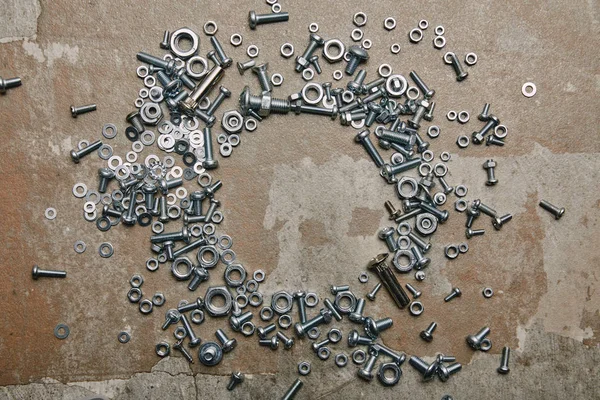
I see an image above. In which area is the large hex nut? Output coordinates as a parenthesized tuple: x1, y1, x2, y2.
(204, 286, 233, 317)
(271, 291, 293, 315)
(415, 212, 438, 236)
(221, 110, 244, 134)
(396, 177, 419, 199)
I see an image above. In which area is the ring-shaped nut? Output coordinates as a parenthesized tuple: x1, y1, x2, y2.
(427, 125, 440, 138)
(397, 235, 411, 250)
(385, 74, 408, 97)
(409, 301, 424, 316)
(230, 33, 242, 46)
(253, 269, 266, 282)
(334, 291, 357, 314)
(422, 150, 434, 162)
(328, 328, 342, 343)
(260, 306, 274, 321)
(302, 68, 314, 81)
(271, 3, 281, 13)
(236, 285, 247, 295)
(220, 249, 236, 265)
(362, 39, 372, 49)
(186, 56, 208, 79)
(384, 17, 396, 30)
(307, 327, 320, 339)
(127, 287, 142, 303)
(416, 212, 438, 236)
(245, 118, 258, 132)
(482, 287, 494, 298)
(433, 36, 446, 49)
(351, 28, 364, 42)
(465, 52, 478, 66)
(198, 342, 223, 366)
(418, 162, 433, 177)
(455, 184, 468, 197)
(246, 45, 259, 58)
(298, 361, 311, 376)
(74, 240, 86, 254)
(278, 314, 292, 329)
(455, 199, 468, 212)
(173, 326, 187, 340)
(358, 272, 369, 283)
(318, 347, 331, 360)
(434, 162, 448, 177)
(249, 292, 263, 307)
(241, 321, 255, 336)
(170, 28, 199, 59)
(352, 349, 366, 364)
(204, 286, 233, 317)
(409, 28, 423, 43)
(406, 86, 420, 100)
(118, 331, 131, 343)
(457, 135, 470, 148)
(305, 293, 319, 307)
(171, 257, 194, 280)
(156, 342, 170, 357)
(522, 82, 536, 97)
(458, 111, 470, 124)
(335, 353, 348, 367)
(440, 151, 451, 162)
(458, 242, 469, 253)
(139, 299, 154, 314)
(390, 43, 401, 54)
(152, 292, 166, 306)
(280, 43, 294, 58)
(397, 222, 411, 235)
(391, 152, 404, 165)
(302, 82, 324, 105)
(447, 110, 457, 121)
(378, 63, 392, 78)
(323, 39, 345, 63)
(445, 244, 459, 259)
(246, 279, 259, 293)
(198, 245, 219, 269)
(393, 249, 416, 272)
(353, 12, 367, 27)
(271, 291, 293, 315)
(435, 25, 445, 35)
(419, 19, 429, 29)
(333, 70, 343, 80)
(378, 363, 402, 386)
(480, 338, 493, 352)
(396, 177, 419, 199)
(203, 21, 217, 35)
(308, 23, 319, 33)
(271, 73, 283, 86)
(494, 125, 508, 139)
(236, 294, 249, 308)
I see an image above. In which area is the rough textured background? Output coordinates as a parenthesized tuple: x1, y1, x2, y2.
(1, 0, 599, 399)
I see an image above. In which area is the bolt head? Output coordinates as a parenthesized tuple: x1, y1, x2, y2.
(354, 128, 370, 143)
(466, 334, 481, 349)
(348, 329, 360, 347)
(70, 149, 80, 163)
(348, 45, 369, 60)
(423, 361, 438, 381)
(99, 167, 115, 179)
(453, 288, 462, 297)
(555, 208, 566, 220)
(202, 159, 219, 169)
(497, 366, 510, 375)
(270, 336, 280, 349)
(456, 71, 469, 81)
(378, 227, 395, 240)
(282, 337, 294, 349)
(219, 85, 232, 97)
(32, 265, 40, 279)
(248, 10, 258, 29)
(294, 322, 305, 337)
(437, 364, 450, 382)
(466, 228, 474, 238)
(309, 33, 325, 45)
(293, 290, 306, 300)
(222, 338, 237, 353)
(70, 106, 78, 118)
(472, 132, 484, 144)
(363, 317, 379, 338)
(320, 308, 333, 323)
(416, 257, 430, 270)
(367, 253, 388, 269)
(419, 330, 433, 342)
(252, 63, 268, 73)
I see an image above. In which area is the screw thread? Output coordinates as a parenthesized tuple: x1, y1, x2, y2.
(137, 52, 168, 69)
(539, 200, 562, 216)
(256, 12, 290, 26)
(270, 98, 291, 113)
(281, 379, 303, 400)
(210, 36, 229, 63)
(345, 57, 360, 75)
(73, 104, 97, 115)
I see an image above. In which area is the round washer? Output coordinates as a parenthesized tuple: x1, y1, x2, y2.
(203, 21, 218, 35)
(385, 74, 408, 97)
(522, 82, 536, 97)
(45, 207, 57, 220)
(427, 125, 440, 138)
(445, 244, 459, 259)
(456, 135, 470, 148)
(230, 33, 242, 47)
(118, 331, 131, 343)
(378, 64, 392, 78)
(170, 28, 199, 59)
(102, 123, 117, 139)
(409, 28, 423, 43)
(98, 242, 114, 258)
(323, 39, 345, 63)
(358, 272, 369, 283)
(280, 43, 294, 58)
(54, 324, 70, 339)
(483, 287, 494, 298)
(197, 246, 219, 268)
(302, 68, 314, 81)
(393, 250, 416, 272)
(247, 45, 259, 58)
(305, 293, 319, 307)
(390, 43, 401, 54)
(384, 17, 396, 30)
(465, 52, 478, 66)
(409, 301, 424, 316)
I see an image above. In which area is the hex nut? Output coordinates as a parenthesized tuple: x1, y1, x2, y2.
(129, 274, 144, 288)
(127, 287, 142, 303)
(204, 286, 233, 317)
(298, 361, 311, 375)
(222, 110, 244, 134)
(271, 291, 293, 315)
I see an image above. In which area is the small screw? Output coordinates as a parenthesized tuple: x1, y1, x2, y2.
(348, 298, 366, 323)
(0, 76, 22, 94)
(483, 159, 498, 185)
(257, 323, 277, 339)
(366, 282, 382, 301)
(248, 10, 290, 29)
(229, 311, 253, 332)
(345, 45, 369, 75)
(309, 55, 322, 74)
(478, 103, 491, 121)
(330, 285, 350, 295)
(173, 339, 193, 363)
(70, 104, 97, 118)
(357, 351, 379, 381)
(295, 33, 324, 72)
(466, 326, 491, 350)
(280, 379, 303, 400)
(322, 82, 332, 101)
(98, 168, 115, 193)
(162, 309, 182, 330)
(206, 86, 231, 116)
(409, 70, 435, 98)
(180, 314, 201, 347)
(324, 298, 343, 321)
(293, 291, 307, 324)
(159, 31, 170, 49)
(226, 371, 244, 391)
(444, 287, 462, 302)
(539, 200, 565, 220)
(215, 329, 237, 353)
(419, 322, 437, 342)
(378, 227, 397, 252)
(497, 346, 511, 374)
(207, 50, 222, 67)
(408, 356, 437, 381)
(210, 36, 232, 67)
(70, 139, 103, 163)
(364, 317, 393, 339)
(259, 336, 280, 350)
(237, 59, 256, 75)
(472, 115, 499, 144)
(348, 329, 374, 347)
(493, 213, 513, 230)
(277, 331, 295, 349)
(466, 228, 485, 239)
(424, 101, 436, 121)
(444, 52, 468, 81)
(405, 283, 422, 299)
(252, 63, 272, 93)
(32, 265, 66, 279)
(486, 135, 505, 146)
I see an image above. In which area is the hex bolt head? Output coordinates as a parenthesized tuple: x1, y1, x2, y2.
(419, 322, 437, 342)
(444, 287, 462, 302)
(227, 371, 244, 391)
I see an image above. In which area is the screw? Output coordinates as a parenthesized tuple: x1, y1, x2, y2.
(539, 200, 565, 220)
(162, 309, 182, 330)
(70, 139, 103, 163)
(378, 227, 397, 252)
(120, 189, 137, 225)
(151, 226, 190, 244)
(437, 362, 462, 382)
(348, 69, 367, 93)
(180, 65, 224, 114)
(370, 343, 406, 365)
(407, 232, 432, 253)
(295, 33, 325, 72)
(202, 127, 219, 169)
(364, 317, 393, 339)
(409, 356, 438, 381)
(374, 127, 416, 148)
(252, 63, 273, 93)
(311, 338, 330, 352)
(497, 346, 511, 374)
(177, 298, 204, 313)
(226, 371, 244, 391)
(188, 266, 209, 290)
(384, 201, 403, 221)
(0, 76, 22, 94)
(465, 206, 480, 228)
(173, 339, 193, 363)
(419, 201, 449, 223)
(394, 208, 422, 223)
(158, 195, 169, 222)
(248, 10, 290, 29)
(277, 331, 295, 349)
(483, 159, 498, 185)
(365, 103, 382, 126)
(364, 77, 385, 92)
(419, 322, 437, 342)
(215, 329, 237, 353)
(411, 246, 431, 270)
(102, 205, 122, 219)
(322, 82, 332, 101)
(348, 298, 366, 323)
(309, 55, 322, 74)
(237, 59, 255, 75)
(437, 176, 454, 195)
(424, 101, 436, 121)
(466, 326, 491, 350)
(362, 87, 385, 104)
(206, 50, 222, 67)
(293, 291, 307, 324)
(332, 88, 344, 108)
(294, 308, 332, 337)
(486, 135, 505, 146)
(156, 71, 181, 95)
(493, 213, 513, 230)
(357, 350, 380, 381)
(472, 115, 499, 144)
(345, 45, 369, 75)
(381, 158, 422, 183)
(172, 237, 208, 259)
(348, 329, 374, 347)
(367, 253, 411, 308)
(179, 314, 201, 347)
(259, 336, 280, 350)
(239, 86, 290, 116)
(366, 283, 382, 301)
(356, 129, 385, 168)
(478, 103, 491, 121)
(444, 52, 468, 81)
(204, 198, 220, 223)
(472, 199, 497, 218)
(97, 168, 115, 193)
(290, 102, 339, 119)
(436, 354, 456, 364)
(210, 36, 232, 67)
(194, 108, 216, 127)
(409, 71, 435, 98)
(444, 287, 462, 302)
(162, 241, 175, 261)
(32, 265, 66, 279)
(70, 104, 96, 118)
(330, 285, 350, 295)
(466, 228, 485, 239)
(257, 323, 277, 339)
(324, 298, 343, 321)
(230, 311, 253, 332)
(137, 52, 175, 74)
(281, 378, 303, 400)
(159, 30, 170, 49)
(405, 283, 422, 298)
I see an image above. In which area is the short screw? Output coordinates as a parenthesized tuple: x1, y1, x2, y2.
(226, 371, 244, 391)
(295, 33, 324, 72)
(206, 50, 221, 67)
(405, 283, 422, 299)
(215, 329, 237, 353)
(281, 379, 303, 400)
(539, 200, 565, 220)
(357, 351, 380, 381)
(444, 287, 462, 302)
(70, 139, 103, 163)
(309, 55, 322, 74)
(437, 176, 454, 195)
(150, 226, 190, 244)
(466, 228, 485, 239)
(483, 159, 498, 186)
(419, 322, 437, 342)
(293, 291, 307, 324)
(259, 336, 279, 350)
(156, 71, 181, 95)
(230, 311, 253, 332)
(322, 82, 332, 101)
(311, 338, 330, 352)
(257, 323, 277, 339)
(98, 167, 115, 193)
(162, 309, 182, 330)
(137, 52, 175, 74)
(345, 45, 369, 75)
(187, 266, 209, 290)
(248, 10, 290, 29)
(378, 227, 397, 252)
(332, 88, 344, 108)
(0, 76, 22, 94)
(348, 298, 366, 323)
(444, 52, 468, 81)
(366, 283, 382, 301)
(497, 346, 511, 374)
(173, 339, 193, 363)
(348, 329, 374, 347)
(493, 213, 513, 230)
(202, 126, 219, 169)
(252, 63, 272, 92)
(177, 298, 204, 313)
(294, 308, 332, 337)
(409, 70, 435, 98)
(472, 115, 499, 144)
(364, 317, 393, 339)
(206, 86, 231, 116)
(423, 101, 436, 121)
(210, 36, 232, 67)
(437, 362, 462, 382)
(180, 314, 201, 347)
(364, 77, 385, 92)
(486, 135, 505, 146)
(466, 206, 480, 228)
(32, 265, 66, 279)
(126, 111, 146, 137)
(324, 298, 343, 321)
(70, 104, 96, 118)
(478, 103, 491, 121)
(472, 199, 498, 218)
(370, 343, 406, 366)
(411, 246, 431, 270)
(466, 326, 491, 350)
(409, 356, 438, 381)
(347, 69, 367, 93)
(162, 241, 175, 261)
(237, 59, 256, 75)
(330, 285, 350, 295)
(356, 129, 385, 168)
(159, 30, 170, 49)
(408, 232, 432, 253)
(384, 201, 403, 221)
(277, 331, 295, 349)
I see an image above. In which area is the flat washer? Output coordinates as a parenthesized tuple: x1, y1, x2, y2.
(54, 324, 70, 339)
(98, 242, 114, 258)
(74, 240, 86, 254)
(118, 331, 131, 343)
(301, 82, 324, 105)
(378, 363, 402, 386)
(409, 301, 424, 316)
(45, 207, 57, 220)
(522, 82, 536, 97)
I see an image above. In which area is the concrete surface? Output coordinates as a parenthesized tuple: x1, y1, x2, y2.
(0, 0, 599, 399)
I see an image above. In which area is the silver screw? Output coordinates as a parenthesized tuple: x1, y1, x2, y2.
(472, 115, 499, 144)
(409, 70, 435, 98)
(97, 168, 115, 193)
(348, 330, 374, 347)
(497, 346, 511, 374)
(472, 199, 498, 218)
(408, 232, 432, 253)
(32, 265, 66, 279)
(70, 139, 103, 163)
(309, 55, 322, 74)
(330, 285, 350, 295)
(180, 314, 201, 347)
(444, 287, 462, 302)
(378, 227, 397, 252)
(206, 50, 222, 67)
(493, 214, 513, 230)
(424, 101, 436, 121)
(0, 76, 22, 94)
(206, 86, 231, 116)
(539, 200, 565, 220)
(486, 135, 505, 146)
(295, 33, 324, 72)
(259, 336, 279, 350)
(237, 59, 255, 75)
(483, 159, 498, 185)
(177, 298, 204, 313)
(370, 343, 406, 365)
(444, 52, 468, 81)
(411, 246, 431, 270)
(405, 283, 422, 298)
(202, 127, 219, 169)
(150, 226, 190, 244)
(322, 82, 332, 101)
(172, 237, 207, 259)
(466, 228, 485, 239)
(173, 339, 193, 363)
(257, 323, 277, 339)
(294, 308, 332, 337)
(465, 206, 480, 228)
(70, 104, 97, 118)
(280, 378, 303, 400)
(348, 298, 366, 322)
(248, 10, 290, 29)
(348, 69, 367, 93)
(162, 309, 181, 330)
(187, 266, 209, 290)
(252, 63, 273, 92)
(210, 36, 232, 67)
(137, 52, 175, 74)
(478, 103, 491, 121)
(408, 356, 437, 381)
(215, 329, 237, 353)
(364, 317, 393, 338)
(466, 326, 491, 350)
(357, 351, 379, 381)
(277, 331, 295, 349)
(324, 298, 343, 321)
(419, 322, 437, 342)
(355, 130, 385, 167)
(159, 31, 170, 49)
(293, 291, 307, 324)
(366, 283, 382, 301)
(226, 371, 244, 391)
(230, 311, 253, 332)
(345, 45, 369, 75)
(419, 201, 449, 222)
(311, 338, 330, 352)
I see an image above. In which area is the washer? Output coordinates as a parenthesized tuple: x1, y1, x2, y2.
(483, 287, 494, 298)
(390, 43, 401, 54)
(170, 28, 199, 59)
(54, 324, 70, 339)
(271, 291, 293, 315)
(378, 363, 402, 386)
(384, 17, 396, 30)
(156, 342, 170, 357)
(522, 82, 536, 97)
(465, 52, 478, 66)
(247, 45, 259, 58)
(328, 328, 342, 343)
(456, 135, 470, 148)
(305, 293, 319, 307)
(409, 301, 424, 316)
(433, 36, 446, 49)
(230, 33, 242, 47)
(186, 56, 209, 79)
(458, 111, 470, 124)
(302, 82, 324, 105)
(358, 272, 369, 283)
(118, 331, 131, 343)
(455, 185, 468, 197)
(98, 242, 114, 258)
(102, 123, 117, 139)
(352, 349, 366, 364)
(334, 291, 357, 314)
(385, 74, 408, 97)
(198, 342, 223, 366)
(308, 23, 319, 33)
(409, 28, 423, 43)
(378, 64, 392, 78)
(298, 361, 311, 376)
(260, 306, 274, 321)
(74, 240, 86, 254)
(278, 314, 292, 329)
(45, 207, 57, 220)
(302, 68, 314, 81)
(445, 244, 459, 259)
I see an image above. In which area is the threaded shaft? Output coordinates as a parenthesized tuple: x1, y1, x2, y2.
(137, 52, 168, 69)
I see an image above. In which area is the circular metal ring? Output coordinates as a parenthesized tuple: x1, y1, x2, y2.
(483, 287, 494, 298)
(170, 28, 199, 59)
(308, 23, 319, 33)
(434, 192, 447, 206)
(118, 331, 131, 343)
(45, 207, 57, 220)
(205, 287, 233, 317)
(139, 299, 153, 314)
(465, 52, 478, 66)
(230, 33, 242, 47)
(334, 291, 357, 314)
(384, 17, 396, 30)
(433, 36, 446, 49)
(203, 21, 217, 35)
(323, 39, 345, 63)
(224, 264, 246, 287)
(362, 39, 372, 49)
(74, 240, 86, 254)
(253, 270, 265, 282)
(409, 28, 423, 43)
(522, 82, 536, 97)
(480, 338, 492, 351)
(173, 326, 187, 340)
(198, 342, 223, 366)
(146, 258, 159, 272)
(378, 63, 392, 78)
(302, 82, 324, 105)
(353, 12, 367, 27)
(245, 118, 258, 132)
(260, 306, 274, 321)
(352, 349, 366, 364)
(385, 74, 408, 97)
(328, 328, 342, 343)
(458, 242, 469, 253)
(102, 123, 117, 139)
(333, 70, 343, 80)
(409, 301, 424, 316)
(351, 28, 364, 42)
(457, 135, 470, 148)
(435, 25, 445, 35)
(397, 222, 411, 235)
(302, 68, 314, 81)
(246, 45, 259, 58)
(72, 183, 87, 198)
(434, 162, 448, 177)
(427, 125, 440, 139)
(271, 73, 283, 86)
(378, 363, 402, 386)
(455, 199, 468, 212)
(390, 43, 401, 54)
(197, 246, 219, 268)
(280, 43, 294, 58)
(440, 151, 451, 162)
(445, 244, 459, 259)
(220, 249, 236, 265)
(406, 86, 420, 100)
(494, 125, 508, 139)
(393, 249, 416, 272)
(298, 361, 311, 376)
(422, 150, 434, 162)
(447, 110, 457, 121)
(419, 19, 429, 29)
(305, 293, 319, 307)
(271, 291, 293, 315)
(156, 342, 170, 357)
(455, 184, 468, 197)
(271, 3, 281, 12)
(318, 347, 331, 360)
(241, 321, 255, 336)
(54, 324, 70, 339)
(458, 111, 470, 124)
(358, 272, 369, 283)
(98, 242, 114, 258)
(397, 235, 412, 250)
(236, 294, 249, 308)
(186, 56, 208, 79)
(307, 327, 320, 340)
(278, 314, 292, 329)
(418, 162, 433, 177)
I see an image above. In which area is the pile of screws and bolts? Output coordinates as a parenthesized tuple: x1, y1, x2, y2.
(25, 2, 568, 397)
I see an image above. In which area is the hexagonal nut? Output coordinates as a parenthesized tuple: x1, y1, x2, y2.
(127, 287, 142, 303)
(271, 290, 294, 315)
(295, 56, 310, 70)
(204, 286, 233, 317)
(396, 176, 419, 199)
(221, 110, 244, 134)
(483, 159, 497, 169)
(288, 92, 302, 102)
(130, 274, 144, 288)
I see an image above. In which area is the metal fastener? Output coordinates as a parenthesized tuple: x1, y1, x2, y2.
(202, 126, 219, 169)
(405, 283, 422, 298)
(366, 282, 382, 301)
(324, 298, 343, 321)
(216, 329, 237, 353)
(368, 253, 410, 308)
(370, 343, 406, 365)
(466, 228, 485, 239)
(444, 52, 468, 81)
(70, 139, 103, 163)
(384, 201, 403, 221)
(493, 213, 513, 230)
(237, 59, 256, 75)
(309, 55, 322, 74)
(151, 226, 190, 244)
(472, 115, 499, 144)
(162, 309, 182, 330)
(226, 371, 244, 391)
(294, 308, 332, 337)
(411, 246, 430, 270)
(408, 356, 437, 381)
(230, 311, 253, 332)
(539, 200, 565, 220)
(472, 199, 498, 218)
(483, 159, 498, 185)
(277, 331, 295, 349)
(173, 339, 193, 363)
(424, 101, 436, 121)
(252, 63, 272, 93)
(180, 314, 201, 347)
(444, 287, 462, 302)
(348, 329, 374, 347)
(70, 104, 97, 118)
(330, 285, 350, 295)
(346, 45, 369, 75)
(409, 71, 435, 98)
(497, 346, 511, 374)
(478, 103, 491, 121)
(357, 351, 380, 381)
(293, 291, 307, 324)
(466, 326, 491, 350)
(257, 323, 277, 339)
(210, 36, 232, 67)
(259, 336, 279, 350)
(378, 227, 397, 252)
(419, 322, 437, 342)
(248, 10, 290, 29)
(348, 298, 366, 322)
(280, 378, 303, 400)
(32, 265, 66, 279)
(295, 33, 324, 72)
(206, 86, 231, 116)
(0, 76, 22, 94)
(364, 317, 393, 338)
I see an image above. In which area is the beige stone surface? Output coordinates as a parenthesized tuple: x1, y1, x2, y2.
(0, 0, 599, 398)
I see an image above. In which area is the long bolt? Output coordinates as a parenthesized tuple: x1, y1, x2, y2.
(70, 139, 103, 163)
(409, 71, 435, 98)
(539, 200, 565, 220)
(445, 52, 468, 81)
(202, 127, 218, 169)
(151, 226, 190, 244)
(497, 346, 511, 374)
(408, 232, 431, 254)
(180, 314, 201, 347)
(173, 339, 193, 363)
(248, 10, 290, 29)
(206, 86, 231, 116)
(32, 266, 66, 279)
(382, 158, 422, 180)
(70, 104, 96, 118)
(367, 253, 410, 308)
(356, 129, 385, 168)
(137, 52, 175, 73)
(0, 76, 22, 94)
(486, 135, 505, 146)
(364, 77, 385, 92)
(395, 208, 422, 223)
(419, 201, 449, 222)
(294, 308, 332, 337)
(366, 283, 382, 301)
(444, 287, 462, 302)
(330, 285, 350, 294)
(210, 36, 232, 67)
(280, 378, 303, 400)
(226, 371, 244, 391)
(324, 298, 343, 321)
(312, 338, 330, 352)
(173, 237, 207, 259)
(370, 343, 406, 365)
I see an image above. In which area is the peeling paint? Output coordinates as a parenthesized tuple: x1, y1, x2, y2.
(22, 39, 79, 66)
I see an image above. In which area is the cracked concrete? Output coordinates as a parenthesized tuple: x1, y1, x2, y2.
(0, 0, 599, 399)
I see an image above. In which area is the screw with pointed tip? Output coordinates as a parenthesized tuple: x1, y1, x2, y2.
(539, 200, 565, 220)
(294, 308, 332, 337)
(173, 339, 193, 363)
(258, 323, 277, 339)
(281, 378, 303, 400)
(364, 317, 393, 339)
(405, 283, 422, 298)
(345, 45, 369, 75)
(466, 326, 491, 350)
(493, 214, 513, 230)
(357, 350, 379, 381)
(162, 309, 182, 330)
(32, 266, 66, 279)
(366, 283, 382, 301)
(444, 287, 462, 302)
(324, 298, 343, 321)
(356, 129, 385, 168)
(70, 139, 103, 163)
(420, 322, 437, 342)
(497, 346, 511, 374)
(70, 104, 96, 118)
(409, 356, 438, 381)
(252, 63, 272, 92)
(230, 311, 253, 332)
(330, 285, 350, 295)
(259, 336, 279, 350)
(248, 10, 289, 29)
(215, 329, 237, 353)
(478, 103, 491, 121)
(444, 52, 468, 81)
(237, 59, 255, 75)
(466, 228, 485, 239)
(177, 298, 204, 313)
(0, 76, 22, 94)
(277, 331, 294, 349)
(226, 371, 244, 391)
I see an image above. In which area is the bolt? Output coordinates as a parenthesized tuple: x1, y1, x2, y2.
(370, 343, 406, 366)
(340, 110, 365, 125)
(151, 226, 190, 244)
(367, 253, 411, 308)
(497, 346, 511, 374)
(121, 190, 137, 225)
(309, 55, 322, 74)
(162, 309, 182, 330)
(177, 298, 204, 313)
(188, 266, 209, 290)
(472, 115, 499, 144)
(159, 30, 170, 49)
(322, 82, 332, 101)
(226, 371, 244, 391)
(31, 265, 66, 279)
(252, 63, 272, 93)
(162, 241, 175, 261)
(444, 287, 462, 302)
(291, 101, 338, 119)
(259, 336, 280, 350)
(324, 298, 343, 321)
(209, 36, 232, 67)
(348, 329, 374, 347)
(381, 158, 422, 183)
(414, 132, 430, 153)
(419, 322, 437, 342)
(294, 308, 332, 337)
(405, 283, 422, 299)
(281, 378, 303, 400)
(366, 283, 382, 301)
(362, 87, 384, 104)
(237, 59, 256, 75)
(102, 204, 122, 219)
(202, 126, 219, 169)
(483, 159, 498, 186)
(466, 206, 480, 228)
(156, 71, 181, 95)
(158, 195, 169, 222)
(492, 213, 513, 230)
(172, 237, 208, 259)
(204, 198, 220, 222)
(409, 356, 438, 381)
(338, 97, 362, 113)
(312, 338, 330, 352)
(394, 208, 422, 223)
(348, 69, 367, 93)
(466, 228, 485, 239)
(70, 139, 103, 163)
(407, 232, 432, 253)
(348, 298, 366, 323)
(539, 200, 565, 220)
(437, 362, 462, 382)
(357, 351, 380, 381)
(424, 101, 436, 121)
(137, 52, 175, 74)
(472, 199, 498, 218)
(330, 285, 350, 295)
(436, 354, 456, 364)
(189, 191, 205, 216)
(364, 77, 386, 92)
(248, 10, 289, 29)
(180, 314, 201, 347)
(364, 317, 393, 339)
(445, 52, 468, 81)
(295, 33, 325, 72)
(486, 135, 505, 146)
(230, 311, 253, 332)
(166, 90, 189, 110)
(356, 129, 385, 168)
(204, 180, 223, 198)
(70, 104, 97, 118)
(173, 339, 193, 363)
(257, 323, 277, 339)
(419, 201, 449, 223)
(409, 71, 435, 98)
(141, 183, 157, 209)
(215, 329, 237, 353)
(231, 301, 242, 317)
(411, 246, 431, 271)
(0, 76, 22, 94)
(180, 65, 224, 114)
(378, 227, 397, 252)
(478, 103, 491, 121)
(384, 201, 403, 221)
(277, 331, 295, 349)
(345, 45, 369, 75)
(407, 99, 429, 129)
(374, 127, 416, 148)
(239, 86, 290, 116)
(466, 326, 491, 350)
(206, 50, 222, 67)
(97, 167, 115, 193)
(293, 291, 307, 324)
(365, 103, 382, 127)
(204, 86, 230, 117)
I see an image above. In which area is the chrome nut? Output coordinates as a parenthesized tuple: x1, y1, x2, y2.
(204, 286, 233, 317)
(221, 110, 244, 134)
(271, 291, 293, 315)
